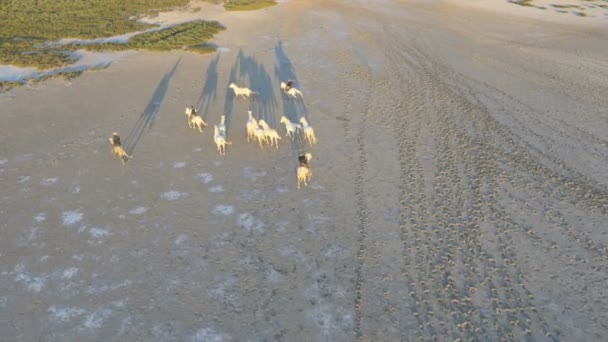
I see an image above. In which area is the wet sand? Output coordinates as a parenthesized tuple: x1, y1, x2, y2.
(1, 0, 607, 340)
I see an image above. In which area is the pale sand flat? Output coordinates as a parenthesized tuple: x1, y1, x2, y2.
(1, 0, 607, 341)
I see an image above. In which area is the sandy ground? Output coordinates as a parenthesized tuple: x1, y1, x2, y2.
(1, 0, 608, 341)
(456, 0, 608, 26)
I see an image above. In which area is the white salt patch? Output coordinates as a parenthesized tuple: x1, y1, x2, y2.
(15, 270, 46, 293)
(197, 173, 213, 184)
(14, 263, 25, 273)
(306, 304, 335, 335)
(161, 191, 187, 201)
(217, 47, 231, 53)
(279, 246, 308, 263)
(212, 205, 234, 216)
(18, 176, 30, 184)
(40, 177, 58, 186)
(62, 267, 79, 280)
(118, 316, 132, 336)
(71, 185, 81, 194)
(82, 308, 112, 330)
(129, 206, 149, 215)
(40, 255, 50, 262)
(208, 185, 224, 193)
(237, 213, 265, 234)
(0, 159, 7, 165)
(243, 166, 266, 181)
(194, 147, 203, 152)
(62, 210, 83, 226)
(267, 266, 285, 283)
(192, 328, 227, 342)
(237, 189, 262, 202)
(175, 234, 189, 246)
(27, 227, 39, 241)
(72, 255, 83, 261)
(34, 213, 46, 222)
(173, 161, 186, 169)
(86, 279, 132, 295)
(111, 301, 125, 308)
(89, 227, 111, 238)
(14, 154, 32, 163)
(27, 277, 46, 292)
(311, 184, 325, 190)
(48, 305, 86, 322)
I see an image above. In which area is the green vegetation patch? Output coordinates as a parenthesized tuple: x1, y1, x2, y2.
(0, 38, 77, 69)
(224, 0, 277, 11)
(0, 0, 225, 72)
(509, 0, 535, 7)
(0, 0, 275, 91)
(0, 69, 87, 92)
(63, 20, 225, 53)
(0, 80, 23, 92)
(0, 0, 191, 40)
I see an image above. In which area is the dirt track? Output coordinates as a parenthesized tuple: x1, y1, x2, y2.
(1, 0, 607, 341)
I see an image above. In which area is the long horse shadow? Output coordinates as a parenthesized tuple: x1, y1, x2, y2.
(124, 58, 181, 155)
(195, 53, 220, 121)
(237, 49, 278, 129)
(223, 54, 240, 136)
(274, 41, 308, 157)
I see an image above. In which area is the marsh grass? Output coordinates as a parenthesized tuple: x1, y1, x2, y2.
(223, 0, 277, 11)
(0, 0, 224, 74)
(509, 0, 535, 7)
(0, 0, 272, 90)
(0, 80, 22, 92)
(0, 0, 191, 40)
(1, 19, 224, 70)
(0, 38, 77, 69)
(0, 68, 97, 91)
(62, 20, 225, 53)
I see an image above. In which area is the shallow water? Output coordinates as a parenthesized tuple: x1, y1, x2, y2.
(0, 51, 134, 82)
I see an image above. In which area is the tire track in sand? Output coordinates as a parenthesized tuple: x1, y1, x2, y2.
(375, 22, 563, 340)
(328, 14, 403, 338)
(332, 46, 371, 341)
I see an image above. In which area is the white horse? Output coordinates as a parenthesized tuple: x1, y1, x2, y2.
(296, 153, 313, 189)
(280, 116, 301, 139)
(213, 125, 232, 156)
(281, 81, 303, 98)
(299, 117, 317, 146)
(229, 83, 256, 98)
(252, 124, 267, 149)
(185, 106, 207, 132)
(258, 119, 281, 148)
(219, 114, 227, 136)
(246, 110, 258, 142)
(265, 129, 282, 148)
